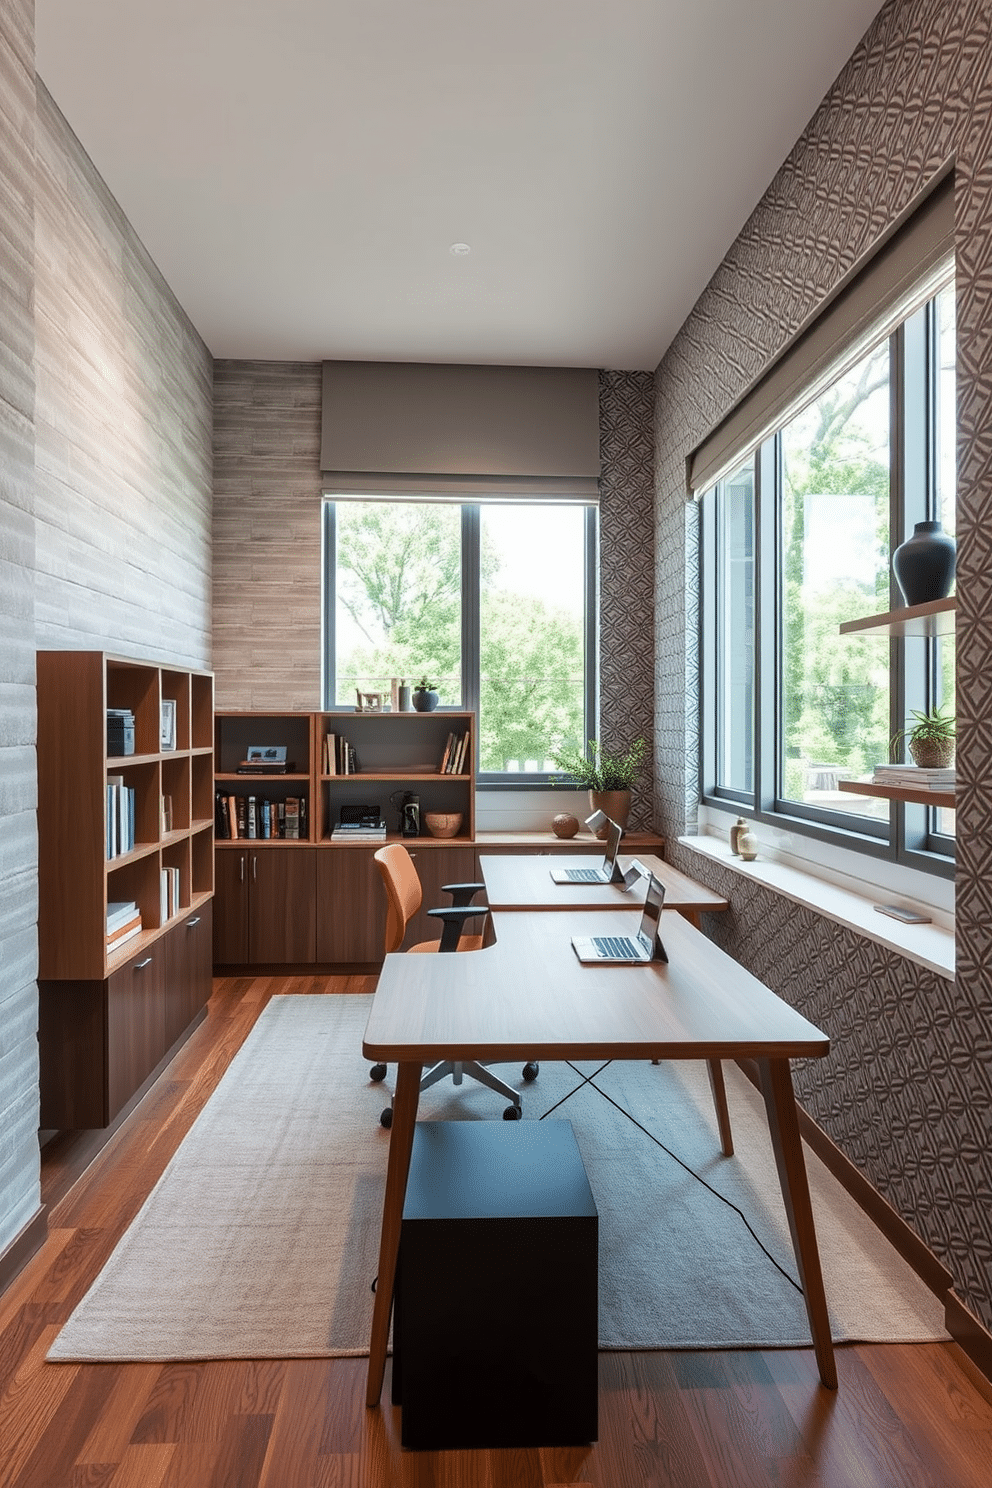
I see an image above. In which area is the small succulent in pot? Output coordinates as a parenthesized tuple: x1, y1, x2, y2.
(412, 677, 440, 712)
(890, 705, 955, 769)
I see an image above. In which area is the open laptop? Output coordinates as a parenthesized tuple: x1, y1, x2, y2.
(571, 872, 668, 964)
(550, 817, 625, 884)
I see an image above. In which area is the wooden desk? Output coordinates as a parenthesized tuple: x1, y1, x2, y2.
(363, 908, 836, 1403)
(480, 852, 734, 1154)
(478, 852, 728, 926)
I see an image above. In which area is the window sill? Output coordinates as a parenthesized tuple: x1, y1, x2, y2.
(679, 832, 954, 982)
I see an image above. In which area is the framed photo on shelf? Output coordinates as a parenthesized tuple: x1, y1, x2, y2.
(160, 699, 176, 751)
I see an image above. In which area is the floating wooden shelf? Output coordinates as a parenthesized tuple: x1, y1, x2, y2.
(839, 780, 956, 808)
(839, 596, 955, 638)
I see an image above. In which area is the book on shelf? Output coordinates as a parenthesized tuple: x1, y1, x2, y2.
(439, 731, 455, 773)
(237, 760, 292, 775)
(324, 732, 336, 774)
(106, 899, 138, 934)
(872, 764, 955, 791)
(106, 775, 135, 859)
(160, 865, 180, 923)
(215, 792, 232, 838)
(331, 823, 387, 841)
(284, 797, 300, 839)
(107, 920, 142, 952)
(247, 795, 258, 839)
(235, 796, 248, 837)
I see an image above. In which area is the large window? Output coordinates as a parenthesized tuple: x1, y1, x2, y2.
(701, 275, 955, 873)
(323, 499, 596, 780)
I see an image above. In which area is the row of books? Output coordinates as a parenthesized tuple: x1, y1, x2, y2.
(439, 729, 470, 774)
(215, 792, 309, 839)
(107, 898, 142, 952)
(161, 865, 181, 923)
(323, 732, 359, 774)
(107, 775, 136, 859)
(872, 764, 955, 793)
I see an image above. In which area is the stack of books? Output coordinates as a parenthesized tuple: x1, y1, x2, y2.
(107, 899, 141, 953)
(331, 817, 387, 842)
(872, 764, 955, 793)
(216, 792, 307, 839)
(237, 758, 293, 775)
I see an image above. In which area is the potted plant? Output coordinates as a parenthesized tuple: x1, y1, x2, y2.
(412, 677, 439, 713)
(890, 704, 955, 769)
(549, 737, 647, 835)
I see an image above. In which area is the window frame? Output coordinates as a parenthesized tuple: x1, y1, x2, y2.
(699, 281, 955, 879)
(322, 497, 599, 788)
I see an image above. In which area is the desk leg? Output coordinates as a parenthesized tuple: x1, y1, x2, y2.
(706, 1060, 734, 1157)
(366, 1059, 423, 1408)
(758, 1057, 837, 1389)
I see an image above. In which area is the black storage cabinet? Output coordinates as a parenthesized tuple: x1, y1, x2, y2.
(392, 1118, 598, 1450)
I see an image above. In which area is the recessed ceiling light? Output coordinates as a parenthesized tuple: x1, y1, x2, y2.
(449, 242, 471, 256)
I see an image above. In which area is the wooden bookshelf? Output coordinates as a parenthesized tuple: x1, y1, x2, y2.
(37, 651, 215, 1127)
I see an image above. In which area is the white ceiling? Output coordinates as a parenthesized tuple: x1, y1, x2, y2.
(35, 1, 886, 370)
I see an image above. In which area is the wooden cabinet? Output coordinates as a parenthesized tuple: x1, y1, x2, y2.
(403, 845, 481, 947)
(37, 651, 215, 1128)
(40, 901, 213, 1129)
(213, 846, 317, 965)
(316, 848, 385, 963)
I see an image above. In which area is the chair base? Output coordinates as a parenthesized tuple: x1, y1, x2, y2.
(379, 1059, 531, 1127)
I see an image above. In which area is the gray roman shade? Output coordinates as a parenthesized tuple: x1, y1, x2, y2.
(688, 170, 955, 496)
(321, 361, 600, 500)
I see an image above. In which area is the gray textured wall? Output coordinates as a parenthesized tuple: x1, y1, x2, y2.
(34, 85, 213, 662)
(0, 42, 213, 1263)
(0, 0, 40, 1260)
(655, 0, 992, 1332)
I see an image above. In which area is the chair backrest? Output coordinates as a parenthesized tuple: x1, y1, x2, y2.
(373, 843, 424, 954)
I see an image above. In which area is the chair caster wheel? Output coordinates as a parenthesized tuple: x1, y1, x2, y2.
(522, 1062, 539, 1082)
(503, 1104, 522, 1121)
(380, 1107, 393, 1129)
(370, 1063, 388, 1082)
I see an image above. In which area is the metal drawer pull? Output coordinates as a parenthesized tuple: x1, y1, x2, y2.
(135, 958, 153, 970)
(186, 916, 201, 928)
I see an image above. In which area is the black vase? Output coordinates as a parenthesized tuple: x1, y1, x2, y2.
(892, 520, 956, 607)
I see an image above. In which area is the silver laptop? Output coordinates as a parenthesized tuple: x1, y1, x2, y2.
(550, 818, 624, 884)
(571, 872, 668, 964)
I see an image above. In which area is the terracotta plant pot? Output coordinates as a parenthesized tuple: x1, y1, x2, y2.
(588, 789, 631, 839)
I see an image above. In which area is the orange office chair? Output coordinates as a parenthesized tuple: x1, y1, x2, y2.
(371, 843, 538, 1127)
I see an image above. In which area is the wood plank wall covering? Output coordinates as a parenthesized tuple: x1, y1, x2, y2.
(32, 83, 213, 666)
(655, 0, 992, 1335)
(212, 360, 323, 710)
(0, 0, 40, 1258)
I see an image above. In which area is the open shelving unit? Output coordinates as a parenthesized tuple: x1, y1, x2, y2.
(38, 651, 215, 981)
(838, 597, 956, 809)
(37, 651, 215, 1128)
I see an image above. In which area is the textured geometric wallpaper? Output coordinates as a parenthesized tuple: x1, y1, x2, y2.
(598, 370, 656, 831)
(654, 0, 992, 1333)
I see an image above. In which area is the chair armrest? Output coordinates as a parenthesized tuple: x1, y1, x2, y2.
(428, 903, 489, 953)
(441, 881, 486, 906)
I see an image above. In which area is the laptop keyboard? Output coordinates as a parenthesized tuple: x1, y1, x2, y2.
(592, 935, 640, 959)
(566, 867, 602, 881)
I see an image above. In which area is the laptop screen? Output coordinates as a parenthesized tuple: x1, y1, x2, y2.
(601, 817, 623, 874)
(636, 872, 666, 953)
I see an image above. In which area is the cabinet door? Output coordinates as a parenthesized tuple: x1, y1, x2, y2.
(213, 849, 249, 964)
(316, 847, 385, 963)
(107, 948, 166, 1123)
(249, 848, 317, 963)
(406, 847, 482, 948)
(166, 905, 214, 1045)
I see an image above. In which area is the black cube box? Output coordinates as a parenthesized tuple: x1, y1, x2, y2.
(392, 1119, 598, 1450)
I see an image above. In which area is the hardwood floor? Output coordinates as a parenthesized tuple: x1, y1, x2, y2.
(2, 973, 991, 1487)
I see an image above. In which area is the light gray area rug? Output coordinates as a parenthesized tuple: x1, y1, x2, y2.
(49, 993, 947, 1362)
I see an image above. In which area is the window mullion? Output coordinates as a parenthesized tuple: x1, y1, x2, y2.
(757, 436, 777, 813)
(462, 505, 480, 720)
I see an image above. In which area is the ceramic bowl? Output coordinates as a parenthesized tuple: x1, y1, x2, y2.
(424, 811, 463, 839)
